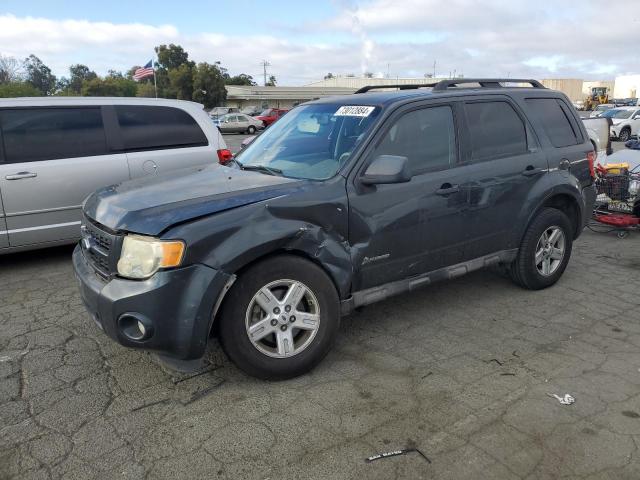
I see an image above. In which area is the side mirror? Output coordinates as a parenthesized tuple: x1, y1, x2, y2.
(360, 155, 412, 185)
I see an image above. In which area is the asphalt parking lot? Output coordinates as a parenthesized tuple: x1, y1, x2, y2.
(1, 136, 640, 480)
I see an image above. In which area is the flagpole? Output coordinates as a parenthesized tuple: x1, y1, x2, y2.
(152, 60, 158, 98)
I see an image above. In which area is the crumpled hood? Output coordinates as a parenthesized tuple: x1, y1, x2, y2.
(84, 164, 303, 236)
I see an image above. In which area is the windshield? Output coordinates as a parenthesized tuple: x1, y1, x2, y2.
(236, 103, 381, 180)
(259, 109, 273, 116)
(602, 109, 633, 119)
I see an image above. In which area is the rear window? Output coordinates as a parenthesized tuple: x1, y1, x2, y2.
(0, 107, 107, 163)
(115, 106, 207, 151)
(464, 101, 528, 161)
(524, 98, 580, 147)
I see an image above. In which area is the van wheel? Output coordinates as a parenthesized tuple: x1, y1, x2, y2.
(247, 125, 256, 134)
(619, 128, 631, 142)
(218, 255, 340, 380)
(509, 208, 573, 290)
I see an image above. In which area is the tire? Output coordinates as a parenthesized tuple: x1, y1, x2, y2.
(218, 255, 340, 380)
(247, 125, 256, 134)
(619, 128, 631, 142)
(509, 208, 573, 290)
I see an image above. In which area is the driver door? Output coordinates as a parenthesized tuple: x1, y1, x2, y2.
(347, 102, 470, 291)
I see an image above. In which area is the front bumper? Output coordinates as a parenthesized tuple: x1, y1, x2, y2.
(73, 245, 231, 360)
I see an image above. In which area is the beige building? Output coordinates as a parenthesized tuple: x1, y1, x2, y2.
(225, 85, 356, 110)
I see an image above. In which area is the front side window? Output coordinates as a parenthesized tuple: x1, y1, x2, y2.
(0, 107, 107, 163)
(236, 103, 381, 180)
(371, 105, 456, 174)
(465, 101, 528, 161)
(115, 106, 207, 151)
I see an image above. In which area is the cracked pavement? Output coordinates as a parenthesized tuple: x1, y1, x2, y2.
(1, 229, 639, 480)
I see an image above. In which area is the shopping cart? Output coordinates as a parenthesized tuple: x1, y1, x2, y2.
(591, 162, 640, 238)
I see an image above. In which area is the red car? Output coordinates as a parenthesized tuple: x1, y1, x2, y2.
(254, 108, 288, 127)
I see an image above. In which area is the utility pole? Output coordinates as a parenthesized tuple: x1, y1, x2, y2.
(260, 60, 271, 86)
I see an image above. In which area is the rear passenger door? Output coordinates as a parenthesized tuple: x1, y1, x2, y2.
(111, 105, 212, 178)
(0, 133, 8, 249)
(0, 107, 129, 247)
(524, 97, 591, 188)
(458, 97, 549, 258)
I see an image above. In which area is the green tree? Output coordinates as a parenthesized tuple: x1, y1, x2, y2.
(68, 64, 97, 93)
(225, 73, 256, 86)
(81, 76, 137, 97)
(155, 44, 191, 71)
(192, 62, 226, 109)
(24, 55, 56, 95)
(265, 75, 277, 87)
(168, 63, 193, 100)
(136, 83, 156, 97)
(0, 81, 40, 98)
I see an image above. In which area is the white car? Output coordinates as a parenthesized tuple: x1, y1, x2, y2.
(601, 107, 640, 142)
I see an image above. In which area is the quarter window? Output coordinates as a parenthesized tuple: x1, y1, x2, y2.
(464, 101, 528, 161)
(0, 108, 107, 163)
(373, 105, 456, 174)
(115, 106, 207, 151)
(524, 98, 580, 148)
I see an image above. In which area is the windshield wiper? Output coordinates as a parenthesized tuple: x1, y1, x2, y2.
(240, 164, 283, 176)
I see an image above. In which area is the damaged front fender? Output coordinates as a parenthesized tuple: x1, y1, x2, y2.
(164, 178, 354, 299)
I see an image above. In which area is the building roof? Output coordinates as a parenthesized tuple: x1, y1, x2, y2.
(225, 85, 356, 101)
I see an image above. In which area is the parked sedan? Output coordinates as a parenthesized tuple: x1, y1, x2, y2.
(213, 113, 264, 134)
(254, 108, 288, 127)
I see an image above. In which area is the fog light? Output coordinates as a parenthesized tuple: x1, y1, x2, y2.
(137, 321, 146, 337)
(118, 313, 153, 341)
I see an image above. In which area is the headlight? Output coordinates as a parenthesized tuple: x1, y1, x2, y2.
(117, 235, 185, 279)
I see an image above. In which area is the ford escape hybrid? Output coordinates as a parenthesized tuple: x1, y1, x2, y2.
(0, 97, 228, 253)
(74, 79, 597, 379)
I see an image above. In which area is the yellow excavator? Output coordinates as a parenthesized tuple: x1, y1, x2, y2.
(584, 86, 609, 111)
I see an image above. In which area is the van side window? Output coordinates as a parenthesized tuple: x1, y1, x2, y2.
(464, 101, 528, 162)
(115, 106, 208, 151)
(373, 105, 456, 175)
(0, 108, 107, 163)
(524, 98, 580, 147)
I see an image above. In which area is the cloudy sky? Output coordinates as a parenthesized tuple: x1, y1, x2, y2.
(1, 0, 638, 85)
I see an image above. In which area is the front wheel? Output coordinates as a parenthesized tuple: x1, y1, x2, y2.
(619, 128, 631, 142)
(509, 208, 573, 290)
(218, 255, 340, 379)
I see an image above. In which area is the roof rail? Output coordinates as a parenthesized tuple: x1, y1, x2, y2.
(432, 78, 545, 91)
(354, 83, 437, 94)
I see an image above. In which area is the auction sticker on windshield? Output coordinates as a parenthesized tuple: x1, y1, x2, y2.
(334, 106, 375, 117)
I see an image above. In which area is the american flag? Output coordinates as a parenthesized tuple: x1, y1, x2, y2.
(133, 60, 154, 81)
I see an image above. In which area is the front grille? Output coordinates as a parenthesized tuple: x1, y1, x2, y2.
(81, 216, 120, 278)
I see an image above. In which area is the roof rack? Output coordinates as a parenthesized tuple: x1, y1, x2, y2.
(432, 78, 545, 91)
(353, 78, 545, 94)
(354, 83, 437, 94)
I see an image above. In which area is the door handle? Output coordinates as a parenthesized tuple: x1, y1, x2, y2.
(521, 166, 544, 177)
(5, 172, 37, 180)
(435, 183, 460, 195)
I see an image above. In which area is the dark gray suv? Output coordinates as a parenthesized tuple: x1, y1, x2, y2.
(74, 79, 597, 379)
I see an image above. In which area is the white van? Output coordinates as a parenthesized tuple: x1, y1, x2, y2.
(0, 97, 229, 253)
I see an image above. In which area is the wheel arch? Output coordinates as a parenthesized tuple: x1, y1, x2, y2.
(523, 192, 583, 243)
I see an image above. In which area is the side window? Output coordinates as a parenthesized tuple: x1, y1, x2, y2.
(524, 98, 580, 148)
(464, 101, 528, 162)
(372, 105, 456, 174)
(0, 108, 107, 163)
(115, 106, 208, 151)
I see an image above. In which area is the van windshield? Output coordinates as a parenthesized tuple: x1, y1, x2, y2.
(236, 103, 381, 180)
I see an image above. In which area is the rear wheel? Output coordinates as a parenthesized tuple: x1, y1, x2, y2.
(619, 127, 631, 142)
(247, 125, 256, 134)
(218, 255, 340, 379)
(509, 208, 573, 290)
